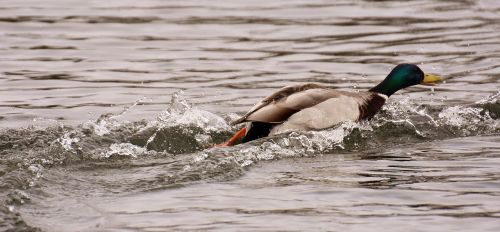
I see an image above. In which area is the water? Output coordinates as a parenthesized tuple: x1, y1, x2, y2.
(1, 0, 500, 231)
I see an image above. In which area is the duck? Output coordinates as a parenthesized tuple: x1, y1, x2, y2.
(219, 63, 442, 146)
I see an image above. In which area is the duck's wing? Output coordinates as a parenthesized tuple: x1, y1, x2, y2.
(231, 83, 369, 125)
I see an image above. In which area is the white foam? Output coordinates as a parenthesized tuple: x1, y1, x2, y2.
(57, 132, 80, 151)
(143, 91, 232, 148)
(475, 91, 500, 104)
(104, 143, 148, 158)
(225, 121, 367, 167)
(153, 91, 231, 132)
(438, 106, 484, 127)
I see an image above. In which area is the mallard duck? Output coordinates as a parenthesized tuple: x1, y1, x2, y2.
(220, 64, 441, 146)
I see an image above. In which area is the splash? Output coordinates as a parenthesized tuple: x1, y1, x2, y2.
(196, 121, 367, 169)
(138, 91, 233, 153)
(437, 92, 500, 135)
(154, 91, 231, 132)
(39, 90, 499, 167)
(104, 143, 148, 158)
(438, 106, 484, 127)
(475, 91, 500, 104)
(80, 97, 150, 137)
(50, 92, 234, 157)
(57, 132, 80, 151)
(201, 92, 500, 169)
(82, 113, 119, 136)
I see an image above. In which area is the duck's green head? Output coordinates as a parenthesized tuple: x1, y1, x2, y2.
(369, 64, 442, 97)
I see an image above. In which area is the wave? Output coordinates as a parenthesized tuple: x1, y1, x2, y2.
(0, 91, 499, 230)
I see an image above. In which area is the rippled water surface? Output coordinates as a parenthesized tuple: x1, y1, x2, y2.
(1, 0, 500, 231)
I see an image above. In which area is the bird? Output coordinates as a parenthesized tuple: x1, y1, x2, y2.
(219, 63, 442, 146)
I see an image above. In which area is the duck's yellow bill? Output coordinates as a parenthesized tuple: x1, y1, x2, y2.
(421, 73, 442, 86)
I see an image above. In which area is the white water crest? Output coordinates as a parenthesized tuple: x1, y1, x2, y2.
(143, 91, 233, 148)
(154, 91, 231, 132)
(199, 121, 369, 168)
(438, 106, 485, 127)
(57, 132, 80, 152)
(438, 92, 500, 135)
(104, 143, 148, 158)
(475, 91, 500, 104)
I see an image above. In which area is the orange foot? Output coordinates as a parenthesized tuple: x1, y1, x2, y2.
(213, 127, 246, 147)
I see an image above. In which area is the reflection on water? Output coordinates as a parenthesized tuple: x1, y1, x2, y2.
(1, 0, 500, 231)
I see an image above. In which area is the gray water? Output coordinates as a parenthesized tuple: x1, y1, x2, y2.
(1, 0, 500, 231)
